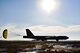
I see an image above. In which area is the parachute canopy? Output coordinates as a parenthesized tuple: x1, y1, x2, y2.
(3, 29, 8, 39)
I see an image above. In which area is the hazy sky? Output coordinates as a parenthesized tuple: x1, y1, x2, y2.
(0, 0, 80, 40)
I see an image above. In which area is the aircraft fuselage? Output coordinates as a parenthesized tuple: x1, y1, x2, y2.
(23, 29, 69, 42)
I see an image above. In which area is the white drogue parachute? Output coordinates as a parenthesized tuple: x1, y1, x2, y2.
(2, 29, 8, 39)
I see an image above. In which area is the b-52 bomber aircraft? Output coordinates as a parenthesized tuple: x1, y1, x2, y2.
(2, 29, 69, 42)
(23, 29, 69, 42)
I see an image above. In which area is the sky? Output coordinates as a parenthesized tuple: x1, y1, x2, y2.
(0, 0, 80, 40)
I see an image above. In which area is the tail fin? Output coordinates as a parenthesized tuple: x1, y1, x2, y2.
(3, 29, 8, 39)
(26, 29, 34, 37)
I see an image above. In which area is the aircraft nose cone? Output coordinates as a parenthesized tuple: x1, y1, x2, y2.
(67, 37, 69, 39)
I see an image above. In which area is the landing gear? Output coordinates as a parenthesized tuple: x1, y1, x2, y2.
(56, 39, 59, 42)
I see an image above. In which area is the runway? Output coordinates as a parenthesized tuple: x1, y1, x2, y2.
(0, 40, 80, 48)
(0, 40, 80, 53)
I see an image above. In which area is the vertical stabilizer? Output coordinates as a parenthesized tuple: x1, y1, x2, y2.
(3, 29, 8, 39)
(26, 29, 34, 37)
